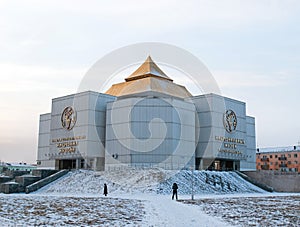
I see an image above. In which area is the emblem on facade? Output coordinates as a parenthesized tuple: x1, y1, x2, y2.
(61, 106, 77, 130)
(223, 109, 237, 133)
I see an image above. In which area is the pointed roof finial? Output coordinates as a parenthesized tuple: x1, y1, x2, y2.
(125, 56, 173, 82)
(145, 55, 153, 62)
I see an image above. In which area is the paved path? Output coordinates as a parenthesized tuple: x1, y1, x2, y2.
(121, 194, 232, 227)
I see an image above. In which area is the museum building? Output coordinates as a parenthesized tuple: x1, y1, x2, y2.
(37, 56, 256, 171)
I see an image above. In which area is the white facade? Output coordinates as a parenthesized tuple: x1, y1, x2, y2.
(37, 91, 115, 170)
(37, 57, 256, 171)
(105, 95, 196, 170)
(192, 94, 256, 171)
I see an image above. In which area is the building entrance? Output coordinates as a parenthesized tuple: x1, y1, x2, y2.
(57, 159, 85, 170)
(207, 159, 239, 171)
(58, 159, 76, 170)
(195, 158, 240, 171)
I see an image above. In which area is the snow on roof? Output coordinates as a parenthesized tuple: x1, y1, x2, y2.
(0, 162, 36, 167)
(4, 181, 19, 185)
(257, 145, 299, 153)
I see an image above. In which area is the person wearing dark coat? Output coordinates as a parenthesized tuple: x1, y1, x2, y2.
(172, 183, 178, 200)
(103, 183, 108, 196)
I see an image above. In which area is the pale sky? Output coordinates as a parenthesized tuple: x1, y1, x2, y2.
(0, 0, 300, 163)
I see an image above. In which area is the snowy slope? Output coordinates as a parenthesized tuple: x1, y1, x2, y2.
(36, 169, 265, 195)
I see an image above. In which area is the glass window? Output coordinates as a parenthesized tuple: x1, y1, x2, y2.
(294, 154, 298, 158)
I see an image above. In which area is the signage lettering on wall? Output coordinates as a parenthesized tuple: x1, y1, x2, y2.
(215, 136, 245, 155)
(52, 136, 86, 154)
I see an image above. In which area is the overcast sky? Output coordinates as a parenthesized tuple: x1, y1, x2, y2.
(1, 0, 300, 163)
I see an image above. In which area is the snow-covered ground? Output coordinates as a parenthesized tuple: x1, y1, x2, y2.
(36, 169, 265, 195)
(0, 169, 299, 226)
(0, 194, 145, 226)
(0, 193, 229, 226)
(181, 195, 300, 226)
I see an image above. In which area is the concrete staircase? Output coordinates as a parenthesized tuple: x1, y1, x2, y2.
(0, 169, 68, 194)
(25, 170, 68, 193)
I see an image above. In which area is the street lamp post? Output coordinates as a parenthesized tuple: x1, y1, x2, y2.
(191, 165, 194, 200)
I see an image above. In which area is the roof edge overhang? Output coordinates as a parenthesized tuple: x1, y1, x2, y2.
(115, 90, 185, 100)
(125, 73, 173, 82)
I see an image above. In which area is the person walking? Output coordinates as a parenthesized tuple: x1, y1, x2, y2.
(172, 183, 178, 200)
(103, 183, 108, 196)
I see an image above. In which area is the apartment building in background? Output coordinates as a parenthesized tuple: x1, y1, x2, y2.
(256, 146, 300, 172)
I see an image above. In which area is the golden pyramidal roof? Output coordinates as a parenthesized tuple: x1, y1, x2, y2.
(105, 56, 192, 99)
(125, 56, 173, 82)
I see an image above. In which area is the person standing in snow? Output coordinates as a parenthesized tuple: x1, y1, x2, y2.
(172, 183, 178, 200)
(103, 183, 108, 196)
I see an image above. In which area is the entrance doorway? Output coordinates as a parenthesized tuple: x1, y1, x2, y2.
(58, 159, 76, 170)
(207, 160, 237, 171)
